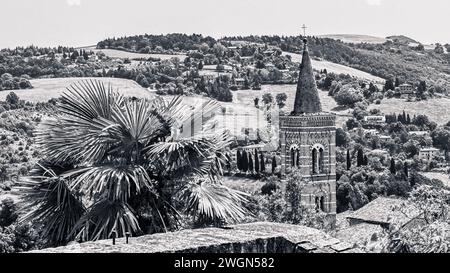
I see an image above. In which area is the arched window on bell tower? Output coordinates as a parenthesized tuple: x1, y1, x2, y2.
(319, 147, 324, 173)
(291, 148, 295, 167)
(311, 144, 325, 174)
(290, 145, 300, 168)
(312, 148, 317, 174)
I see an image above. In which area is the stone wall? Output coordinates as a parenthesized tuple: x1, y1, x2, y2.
(30, 222, 359, 253)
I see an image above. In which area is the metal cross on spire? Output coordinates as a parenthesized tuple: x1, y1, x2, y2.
(301, 24, 307, 36)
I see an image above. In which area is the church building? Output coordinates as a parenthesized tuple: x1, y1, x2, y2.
(279, 39, 337, 219)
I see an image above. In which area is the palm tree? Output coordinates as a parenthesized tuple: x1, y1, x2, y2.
(16, 80, 248, 246)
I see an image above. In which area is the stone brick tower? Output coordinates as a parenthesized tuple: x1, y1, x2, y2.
(279, 39, 337, 218)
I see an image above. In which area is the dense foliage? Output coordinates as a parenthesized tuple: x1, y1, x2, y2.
(97, 33, 217, 53)
(383, 186, 450, 253)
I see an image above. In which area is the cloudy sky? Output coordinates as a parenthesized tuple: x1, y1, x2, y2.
(1, 0, 448, 48)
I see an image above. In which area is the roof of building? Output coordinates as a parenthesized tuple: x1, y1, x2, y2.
(420, 147, 440, 152)
(368, 149, 389, 155)
(292, 39, 322, 115)
(334, 223, 384, 248)
(364, 115, 386, 120)
(409, 131, 429, 135)
(29, 222, 361, 253)
(240, 142, 278, 152)
(347, 197, 422, 227)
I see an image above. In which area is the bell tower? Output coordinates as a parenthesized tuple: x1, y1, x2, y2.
(279, 38, 337, 218)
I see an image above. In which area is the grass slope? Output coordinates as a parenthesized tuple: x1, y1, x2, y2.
(319, 34, 387, 44)
(368, 98, 450, 125)
(0, 78, 154, 102)
(282, 51, 385, 83)
(233, 84, 351, 128)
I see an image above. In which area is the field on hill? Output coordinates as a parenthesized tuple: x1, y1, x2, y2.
(233, 84, 351, 127)
(282, 52, 385, 83)
(159, 84, 353, 137)
(148, 92, 268, 137)
(0, 78, 155, 102)
(368, 98, 450, 125)
(81, 46, 187, 61)
(319, 34, 387, 44)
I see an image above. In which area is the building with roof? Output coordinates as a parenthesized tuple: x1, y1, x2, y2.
(397, 83, 415, 94)
(378, 135, 391, 142)
(419, 147, 441, 162)
(363, 115, 386, 123)
(409, 131, 430, 137)
(346, 197, 423, 229)
(278, 39, 337, 221)
(234, 77, 246, 88)
(368, 149, 390, 157)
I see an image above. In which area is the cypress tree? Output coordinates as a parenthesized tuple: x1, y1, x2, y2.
(357, 149, 364, 167)
(248, 153, 254, 172)
(398, 114, 403, 124)
(410, 172, 416, 187)
(260, 153, 266, 173)
(254, 149, 260, 173)
(242, 150, 248, 173)
(271, 156, 277, 173)
(363, 155, 368, 166)
(390, 158, 396, 174)
(236, 150, 242, 171)
(346, 149, 351, 170)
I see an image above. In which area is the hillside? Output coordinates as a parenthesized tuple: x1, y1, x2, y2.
(386, 35, 420, 45)
(319, 34, 387, 44)
(222, 35, 450, 91)
(0, 78, 154, 102)
(368, 98, 450, 125)
(281, 51, 384, 82)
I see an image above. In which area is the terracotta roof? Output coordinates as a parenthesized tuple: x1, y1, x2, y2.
(347, 197, 422, 227)
(334, 223, 384, 248)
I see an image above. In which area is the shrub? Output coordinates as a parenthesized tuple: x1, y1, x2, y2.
(0, 198, 18, 227)
(261, 181, 278, 195)
(6, 92, 19, 105)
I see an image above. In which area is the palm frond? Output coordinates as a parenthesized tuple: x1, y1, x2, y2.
(183, 181, 250, 225)
(61, 79, 122, 120)
(71, 199, 141, 241)
(146, 130, 232, 180)
(62, 164, 154, 202)
(35, 80, 123, 164)
(109, 98, 164, 158)
(15, 168, 86, 245)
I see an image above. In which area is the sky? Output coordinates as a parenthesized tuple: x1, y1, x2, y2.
(1, 0, 449, 48)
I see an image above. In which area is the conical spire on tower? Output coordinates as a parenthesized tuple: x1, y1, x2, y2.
(292, 39, 322, 115)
